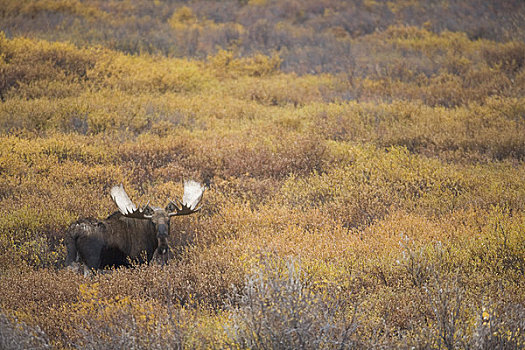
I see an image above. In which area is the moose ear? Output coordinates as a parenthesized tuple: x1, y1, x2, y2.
(142, 206, 155, 216)
(165, 201, 177, 213)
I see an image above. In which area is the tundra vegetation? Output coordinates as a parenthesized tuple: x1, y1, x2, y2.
(0, 0, 525, 348)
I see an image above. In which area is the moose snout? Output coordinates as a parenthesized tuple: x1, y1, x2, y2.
(157, 223, 168, 238)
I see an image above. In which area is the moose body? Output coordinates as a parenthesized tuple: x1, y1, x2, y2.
(65, 214, 158, 270)
(65, 181, 204, 273)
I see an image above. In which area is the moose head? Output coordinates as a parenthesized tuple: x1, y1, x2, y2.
(110, 180, 205, 243)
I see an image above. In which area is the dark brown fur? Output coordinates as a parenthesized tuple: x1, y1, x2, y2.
(65, 212, 159, 271)
(152, 236, 173, 266)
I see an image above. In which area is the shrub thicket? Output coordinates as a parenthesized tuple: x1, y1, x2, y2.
(0, 1, 524, 348)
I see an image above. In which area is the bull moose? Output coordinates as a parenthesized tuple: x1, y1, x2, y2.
(65, 180, 204, 274)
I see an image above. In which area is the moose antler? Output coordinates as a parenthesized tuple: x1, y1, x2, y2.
(168, 180, 205, 217)
(110, 184, 153, 219)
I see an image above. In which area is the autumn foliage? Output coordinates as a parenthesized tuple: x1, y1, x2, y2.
(1, 0, 525, 348)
